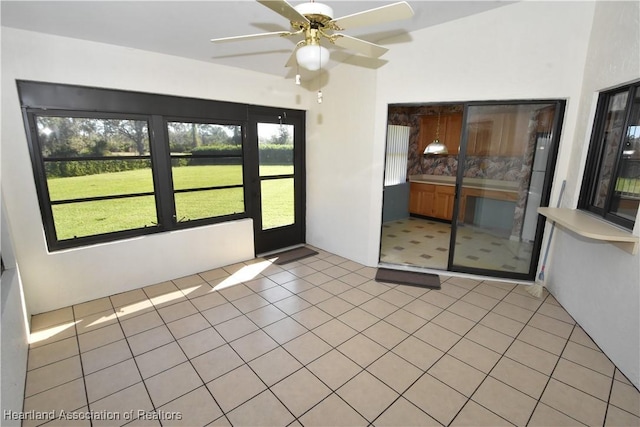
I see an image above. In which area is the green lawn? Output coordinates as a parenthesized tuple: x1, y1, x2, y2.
(47, 165, 294, 239)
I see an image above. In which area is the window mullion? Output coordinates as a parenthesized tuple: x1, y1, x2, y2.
(149, 115, 176, 229)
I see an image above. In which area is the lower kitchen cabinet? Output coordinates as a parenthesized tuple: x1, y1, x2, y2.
(409, 182, 454, 221)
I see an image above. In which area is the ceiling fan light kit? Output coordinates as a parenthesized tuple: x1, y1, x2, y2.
(296, 44, 329, 71)
(210, 0, 414, 100)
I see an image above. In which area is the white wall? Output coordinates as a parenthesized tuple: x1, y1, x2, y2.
(1, 28, 312, 315)
(1, 195, 30, 424)
(305, 66, 379, 264)
(306, 1, 595, 266)
(546, 1, 640, 388)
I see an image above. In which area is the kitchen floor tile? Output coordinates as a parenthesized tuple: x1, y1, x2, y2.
(228, 329, 279, 362)
(282, 331, 332, 365)
(144, 362, 202, 408)
(428, 354, 486, 397)
(392, 336, 444, 371)
(374, 397, 440, 426)
(27, 337, 79, 371)
(540, 378, 607, 426)
(226, 390, 295, 427)
(307, 349, 362, 390)
(206, 364, 266, 413)
(270, 368, 331, 417)
(448, 338, 501, 374)
(337, 333, 386, 368)
(552, 357, 613, 401)
(88, 382, 153, 426)
(135, 341, 187, 379)
(336, 370, 399, 422)
(298, 393, 367, 426)
(191, 344, 244, 383)
(20, 246, 640, 427)
(472, 376, 537, 426)
(244, 304, 287, 328)
(404, 373, 468, 425)
(25, 355, 83, 398)
(450, 400, 513, 426)
(248, 347, 302, 386)
(177, 327, 225, 359)
(367, 350, 424, 393)
(84, 359, 141, 403)
(157, 386, 222, 427)
(528, 402, 583, 426)
(81, 339, 132, 375)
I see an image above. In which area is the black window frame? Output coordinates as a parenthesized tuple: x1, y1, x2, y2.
(579, 81, 639, 230)
(26, 111, 160, 245)
(18, 80, 256, 251)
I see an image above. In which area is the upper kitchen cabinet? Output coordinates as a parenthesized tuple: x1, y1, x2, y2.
(420, 112, 463, 155)
(466, 107, 533, 157)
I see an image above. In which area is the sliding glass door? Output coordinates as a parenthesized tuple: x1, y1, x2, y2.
(449, 101, 564, 279)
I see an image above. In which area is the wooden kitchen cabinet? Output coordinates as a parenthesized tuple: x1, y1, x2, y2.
(434, 185, 455, 220)
(466, 111, 530, 157)
(409, 182, 435, 217)
(420, 112, 463, 155)
(409, 182, 454, 221)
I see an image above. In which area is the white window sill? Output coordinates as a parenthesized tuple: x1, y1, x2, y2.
(538, 208, 638, 255)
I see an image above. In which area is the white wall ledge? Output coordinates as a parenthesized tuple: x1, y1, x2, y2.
(538, 207, 638, 255)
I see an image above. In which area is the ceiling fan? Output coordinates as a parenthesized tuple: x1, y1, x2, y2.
(210, 0, 414, 72)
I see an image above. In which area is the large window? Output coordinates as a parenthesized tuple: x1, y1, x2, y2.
(35, 115, 157, 240)
(20, 81, 249, 251)
(167, 121, 244, 222)
(580, 82, 640, 230)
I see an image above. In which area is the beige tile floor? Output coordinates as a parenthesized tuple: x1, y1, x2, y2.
(24, 247, 640, 426)
(380, 218, 533, 273)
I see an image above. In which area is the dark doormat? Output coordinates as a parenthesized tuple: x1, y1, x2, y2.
(375, 268, 441, 289)
(271, 247, 319, 265)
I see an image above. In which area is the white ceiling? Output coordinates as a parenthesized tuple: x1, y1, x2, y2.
(1, 1, 510, 79)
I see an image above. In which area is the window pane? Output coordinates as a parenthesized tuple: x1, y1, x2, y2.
(171, 161, 243, 191)
(52, 196, 157, 240)
(261, 178, 294, 230)
(174, 188, 244, 221)
(46, 160, 153, 201)
(167, 122, 242, 154)
(592, 91, 629, 209)
(258, 123, 294, 177)
(37, 117, 150, 157)
(611, 90, 640, 221)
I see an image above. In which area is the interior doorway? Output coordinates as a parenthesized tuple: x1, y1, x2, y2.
(380, 100, 565, 281)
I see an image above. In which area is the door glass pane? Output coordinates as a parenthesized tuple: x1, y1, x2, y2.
(453, 103, 556, 275)
(261, 178, 294, 230)
(611, 89, 640, 221)
(258, 122, 295, 230)
(258, 123, 294, 176)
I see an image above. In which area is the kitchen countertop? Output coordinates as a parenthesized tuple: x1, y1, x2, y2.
(409, 174, 520, 192)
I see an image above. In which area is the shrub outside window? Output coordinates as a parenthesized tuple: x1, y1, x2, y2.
(581, 82, 640, 230)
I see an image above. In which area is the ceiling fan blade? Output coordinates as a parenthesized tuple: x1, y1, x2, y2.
(210, 31, 291, 43)
(284, 48, 297, 68)
(332, 34, 388, 58)
(257, 0, 309, 24)
(330, 1, 414, 30)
